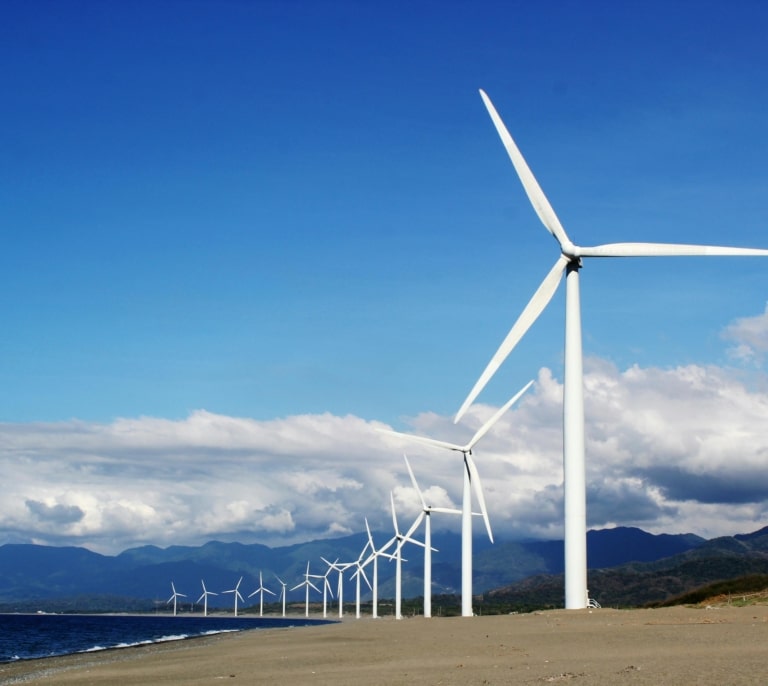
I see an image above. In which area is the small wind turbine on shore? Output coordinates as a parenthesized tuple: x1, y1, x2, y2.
(248, 571, 276, 617)
(322, 557, 353, 619)
(196, 579, 217, 617)
(389, 491, 428, 620)
(223, 576, 244, 617)
(167, 581, 186, 616)
(349, 542, 373, 619)
(274, 575, 288, 617)
(404, 454, 461, 618)
(360, 517, 395, 619)
(291, 561, 321, 617)
(310, 560, 335, 618)
(380, 379, 532, 616)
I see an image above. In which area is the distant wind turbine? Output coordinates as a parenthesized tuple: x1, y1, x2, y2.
(322, 556, 352, 619)
(167, 581, 186, 617)
(349, 540, 373, 619)
(248, 571, 276, 617)
(380, 380, 532, 616)
(312, 561, 335, 618)
(404, 454, 461, 618)
(196, 579, 217, 617)
(223, 576, 244, 617)
(360, 517, 395, 619)
(291, 561, 321, 617)
(389, 491, 428, 620)
(274, 575, 288, 617)
(454, 89, 768, 610)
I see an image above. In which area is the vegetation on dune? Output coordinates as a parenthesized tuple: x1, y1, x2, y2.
(649, 574, 768, 608)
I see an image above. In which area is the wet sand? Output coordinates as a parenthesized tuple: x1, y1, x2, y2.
(2, 605, 767, 685)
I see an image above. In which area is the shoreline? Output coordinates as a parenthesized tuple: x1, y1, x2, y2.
(2, 605, 767, 684)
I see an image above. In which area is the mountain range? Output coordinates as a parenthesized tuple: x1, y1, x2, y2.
(1, 526, 766, 613)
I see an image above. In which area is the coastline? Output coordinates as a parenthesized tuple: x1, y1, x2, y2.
(2, 605, 767, 685)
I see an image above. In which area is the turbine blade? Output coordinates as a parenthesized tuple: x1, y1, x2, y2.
(579, 242, 768, 258)
(401, 511, 425, 547)
(466, 454, 494, 543)
(403, 454, 428, 509)
(390, 492, 400, 534)
(364, 517, 376, 550)
(378, 427, 462, 453)
(455, 255, 568, 422)
(479, 89, 571, 249)
(357, 564, 372, 590)
(429, 506, 462, 515)
(465, 379, 533, 450)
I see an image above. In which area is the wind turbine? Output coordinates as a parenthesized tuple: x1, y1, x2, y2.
(404, 454, 461, 618)
(389, 491, 428, 620)
(381, 380, 533, 616)
(223, 576, 244, 617)
(196, 579, 217, 617)
(360, 517, 395, 619)
(167, 581, 186, 616)
(291, 561, 321, 617)
(322, 557, 352, 618)
(312, 560, 335, 618)
(248, 571, 276, 617)
(349, 540, 373, 619)
(455, 88, 768, 610)
(274, 575, 288, 617)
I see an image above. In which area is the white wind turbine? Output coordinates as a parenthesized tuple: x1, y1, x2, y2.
(455, 88, 768, 610)
(360, 517, 395, 619)
(274, 575, 288, 617)
(196, 579, 217, 617)
(404, 454, 461, 618)
(291, 561, 321, 617)
(167, 581, 186, 616)
(312, 560, 335, 618)
(389, 491, 428, 620)
(248, 571, 276, 617)
(223, 576, 244, 617)
(322, 557, 352, 618)
(349, 541, 373, 619)
(381, 380, 533, 616)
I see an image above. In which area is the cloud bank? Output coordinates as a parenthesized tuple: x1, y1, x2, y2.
(2, 306, 768, 555)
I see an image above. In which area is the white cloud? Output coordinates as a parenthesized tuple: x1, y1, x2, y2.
(2, 349, 768, 554)
(723, 303, 768, 364)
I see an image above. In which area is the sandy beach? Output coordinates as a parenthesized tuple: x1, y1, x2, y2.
(2, 605, 767, 685)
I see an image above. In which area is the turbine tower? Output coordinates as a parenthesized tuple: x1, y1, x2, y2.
(455, 88, 768, 609)
(381, 380, 532, 616)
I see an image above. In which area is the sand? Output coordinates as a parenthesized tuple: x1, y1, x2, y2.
(2, 605, 767, 685)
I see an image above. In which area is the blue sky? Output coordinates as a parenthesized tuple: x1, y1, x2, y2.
(2, 1, 768, 554)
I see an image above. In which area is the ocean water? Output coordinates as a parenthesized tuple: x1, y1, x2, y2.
(0, 614, 334, 662)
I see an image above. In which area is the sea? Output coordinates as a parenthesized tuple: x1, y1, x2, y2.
(0, 614, 334, 663)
